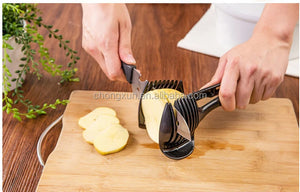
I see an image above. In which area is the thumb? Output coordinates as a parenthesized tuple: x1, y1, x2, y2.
(119, 21, 136, 64)
(201, 56, 227, 89)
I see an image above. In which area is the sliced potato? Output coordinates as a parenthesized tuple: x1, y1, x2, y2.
(88, 115, 120, 130)
(82, 116, 120, 144)
(78, 107, 117, 129)
(142, 90, 169, 143)
(142, 89, 184, 143)
(79, 107, 129, 155)
(82, 128, 99, 144)
(93, 124, 129, 155)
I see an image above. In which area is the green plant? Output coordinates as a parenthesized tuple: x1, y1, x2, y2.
(2, 3, 80, 121)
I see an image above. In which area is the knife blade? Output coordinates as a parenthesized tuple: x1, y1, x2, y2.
(175, 109, 192, 141)
(121, 62, 148, 99)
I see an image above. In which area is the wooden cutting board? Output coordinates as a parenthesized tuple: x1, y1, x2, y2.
(37, 91, 299, 192)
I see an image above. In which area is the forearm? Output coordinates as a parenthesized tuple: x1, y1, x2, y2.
(253, 3, 299, 46)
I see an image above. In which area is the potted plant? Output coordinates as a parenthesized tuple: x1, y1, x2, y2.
(2, 3, 80, 121)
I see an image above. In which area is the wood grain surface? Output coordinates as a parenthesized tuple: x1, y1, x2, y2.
(2, 4, 299, 192)
(36, 91, 299, 192)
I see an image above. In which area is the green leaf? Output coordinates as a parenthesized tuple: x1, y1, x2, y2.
(7, 56, 12, 63)
(6, 44, 14, 50)
(26, 114, 33, 119)
(7, 103, 12, 108)
(40, 111, 47, 114)
(15, 115, 22, 122)
(7, 98, 13, 104)
(70, 77, 80, 82)
(36, 110, 47, 115)
(20, 57, 27, 61)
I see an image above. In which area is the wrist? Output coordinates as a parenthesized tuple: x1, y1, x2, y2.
(253, 21, 295, 48)
(252, 24, 293, 49)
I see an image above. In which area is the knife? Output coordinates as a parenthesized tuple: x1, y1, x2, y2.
(175, 109, 192, 141)
(121, 61, 148, 99)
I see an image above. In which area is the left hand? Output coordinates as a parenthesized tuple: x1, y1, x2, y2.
(203, 32, 290, 111)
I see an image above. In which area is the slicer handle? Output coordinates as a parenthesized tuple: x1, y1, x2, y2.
(121, 61, 136, 84)
(198, 97, 221, 122)
(191, 83, 220, 101)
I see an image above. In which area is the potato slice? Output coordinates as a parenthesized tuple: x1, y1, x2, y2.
(93, 124, 129, 155)
(142, 89, 184, 143)
(82, 128, 99, 144)
(82, 116, 120, 144)
(78, 107, 117, 129)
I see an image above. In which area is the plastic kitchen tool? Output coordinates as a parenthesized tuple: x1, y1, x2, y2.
(159, 83, 221, 159)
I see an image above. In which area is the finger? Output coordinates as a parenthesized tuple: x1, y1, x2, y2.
(235, 76, 254, 109)
(118, 16, 135, 64)
(93, 50, 108, 77)
(219, 57, 240, 111)
(250, 69, 275, 103)
(102, 37, 126, 81)
(201, 56, 227, 89)
(262, 74, 283, 100)
(261, 84, 275, 100)
(250, 79, 266, 104)
(82, 30, 109, 77)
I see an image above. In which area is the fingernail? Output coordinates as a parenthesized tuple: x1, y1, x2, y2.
(126, 54, 136, 64)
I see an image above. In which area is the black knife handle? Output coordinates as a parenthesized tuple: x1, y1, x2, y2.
(121, 61, 136, 84)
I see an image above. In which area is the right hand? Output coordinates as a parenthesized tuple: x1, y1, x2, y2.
(81, 4, 136, 81)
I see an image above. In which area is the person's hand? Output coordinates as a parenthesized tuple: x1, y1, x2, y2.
(203, 32, 290, 111)
(203, 4, 298, 111)
(81, 4, 135, 81)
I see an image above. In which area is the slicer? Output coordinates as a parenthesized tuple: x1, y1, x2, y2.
(122, 62, 221, 160)
(159, 83, 221, 159)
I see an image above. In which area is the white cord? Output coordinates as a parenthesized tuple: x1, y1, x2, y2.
(37, 115, 63, 166)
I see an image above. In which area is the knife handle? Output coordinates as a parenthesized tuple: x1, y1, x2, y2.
(121, 61, 136, 84)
